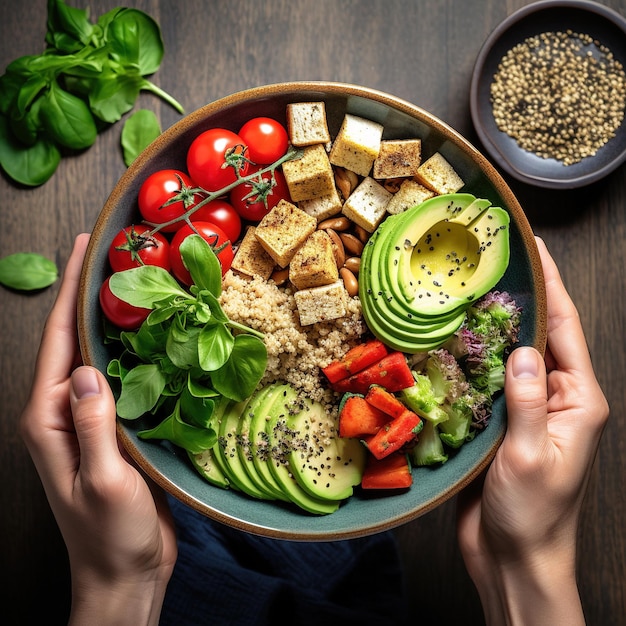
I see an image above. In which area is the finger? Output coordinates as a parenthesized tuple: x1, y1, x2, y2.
(69, 366, 121, 478)
(535, 238, 593, 375)
(34, 234, 91, 389)
(504, 346, 549, 450)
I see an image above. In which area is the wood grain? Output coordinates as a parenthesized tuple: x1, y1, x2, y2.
(1, 1, 624, 624)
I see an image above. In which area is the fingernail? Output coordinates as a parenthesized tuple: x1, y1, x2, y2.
(72, 367, 101, 399)
(511, 348, 539, 379)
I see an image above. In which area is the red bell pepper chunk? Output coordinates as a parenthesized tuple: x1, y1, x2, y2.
(365, 385, 408, 419)
(361, 453, 413, 490)
(322, 339, 388, 384)
(365, 409, 422, 460)
(330, 351, 414, 395)
(339, 394, 391, 438)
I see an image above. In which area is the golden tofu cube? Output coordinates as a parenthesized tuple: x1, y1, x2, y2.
(286, 102, 331, 147)
(298, 186, 342, 222)
(385, 179, 435, 215)
(341, 177, 392, 232)
(372, 139, 422, 179)
(289, 230, 339, 290)
(415, 152, 464, 194)
(329, 114, 383, 177)
(282, 144, 336, 202)
(294, 281, 347, 326)
(230, 226, 276, 279)
(254, 199, 317, 267)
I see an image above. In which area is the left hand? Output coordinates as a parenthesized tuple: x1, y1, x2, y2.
(20, 234, 177, 626)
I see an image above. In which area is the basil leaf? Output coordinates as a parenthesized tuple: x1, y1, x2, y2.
(211, 335, 267, 401)
(0, 114, 60, 186)
(121, 109, 160, 166)
(187, 374, 219, 399)
(46, 0, 94, 52)
(166, 324, 201, 370)
(88, 70, 143, 123)
(180, 387, 215, 429)
(107, 9, 164, 75)
(109, 266, 189, 309)
(116, 363, 166, 420)
(180, 235, 222, 295)
(15, 74, 48, 118)
(198, 323, 234, 372)
(138, 400, 217, 454)
(40, 81, 97, 150)
(0, 252, 58, 291)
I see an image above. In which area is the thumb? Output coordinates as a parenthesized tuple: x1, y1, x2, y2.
(504, 347, 549, 450)
(69, 366, 121, 477)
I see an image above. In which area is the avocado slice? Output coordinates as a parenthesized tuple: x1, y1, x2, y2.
(265, 384, 341, 515)
(360, 193, 510, 352)
(287, 397, 366, 501)
(188, 447, 231, 489)
(216, 396, 276, 500)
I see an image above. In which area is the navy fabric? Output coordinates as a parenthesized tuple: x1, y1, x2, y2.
(161, 495, 409, 625)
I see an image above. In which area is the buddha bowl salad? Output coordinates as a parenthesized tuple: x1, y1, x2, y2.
(102, 103, 521, 515)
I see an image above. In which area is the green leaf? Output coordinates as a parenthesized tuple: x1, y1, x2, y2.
(166, 324, 201, 370)
(180, 234, 222, 295)
(0, 252, 58, 290)
(138, 399, 217, 454)
(46, 0, 95, 53)
(107, 9, 164, 75)
(211, 335, 267, 401)
(88, 70, 143, 123)
(0, 113, 60, 186)
(109, 266, 190, 309)
(180, 386, 215, 429)
(198, 323, 234, 372)
(116, 363, 166, 420)
(40, 81, 97, 150)
(121, 109, 160, 166)
(15, 74, 48, 118)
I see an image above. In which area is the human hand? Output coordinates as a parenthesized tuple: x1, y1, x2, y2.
(456, 237, 609, 625)
(20, 234, 177, 626)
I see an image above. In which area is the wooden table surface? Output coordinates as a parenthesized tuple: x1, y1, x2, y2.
(1, 1, 624, 624)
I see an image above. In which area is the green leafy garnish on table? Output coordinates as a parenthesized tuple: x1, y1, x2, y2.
(0, 253, 58, 291)
(0, 0, 183, 187)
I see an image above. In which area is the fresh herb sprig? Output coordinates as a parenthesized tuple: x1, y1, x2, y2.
(107, 234, 267, 453)
(0, 0, 183, 187)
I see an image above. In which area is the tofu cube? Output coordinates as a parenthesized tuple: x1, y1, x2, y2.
(230, 226, 276, 279)
(341, 177, 392, 232)
(254, 199, 317, 267)
(282, 144, 335, 202)
(294, 281, 348, 326)
(286, 102, 331, 146)
(415, 152, 464, 194)
(289, 230, 339, 290)
(372, 139, 422, 179)
(329, 114, 383, 177)
(298, 186, 342, 222)
(385, 179, 435, 215)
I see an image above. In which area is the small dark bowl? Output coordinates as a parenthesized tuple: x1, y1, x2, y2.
(78, 82, 546, 540)
(470, 0, 626, 189)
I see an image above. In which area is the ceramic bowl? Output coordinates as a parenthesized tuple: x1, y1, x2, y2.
(470, 0, 626, 189)
(78, 82, 546, 540)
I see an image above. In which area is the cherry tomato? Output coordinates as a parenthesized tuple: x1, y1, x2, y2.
(191, 199, 242, 243)
(138, 170, 202, 232)
(99, 276, 150, 330)
(170, 221, 234, 285)
(108, 225, 171, 272)
(238, 117, 289, 165)
(186, 128, 249, 192)
(229, 166, 291, 222)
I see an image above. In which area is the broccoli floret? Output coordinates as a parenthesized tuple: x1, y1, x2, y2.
(400, 373, 449, 425)
(410, 420, 448, 466)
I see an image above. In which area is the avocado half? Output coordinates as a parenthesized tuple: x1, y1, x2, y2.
(359, 193, 510, 353)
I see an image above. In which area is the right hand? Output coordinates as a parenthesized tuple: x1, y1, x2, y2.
(456, 237, 609, 625)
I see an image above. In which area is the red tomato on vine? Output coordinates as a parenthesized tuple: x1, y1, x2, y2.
(108, 224, 171, 272)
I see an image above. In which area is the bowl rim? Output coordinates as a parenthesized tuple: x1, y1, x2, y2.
(470, 0, 626, 189)
(79, 80, 547, 540)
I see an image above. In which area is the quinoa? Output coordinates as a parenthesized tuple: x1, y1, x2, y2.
(219, 271, 367, 412)
(490, 30, 626, 165)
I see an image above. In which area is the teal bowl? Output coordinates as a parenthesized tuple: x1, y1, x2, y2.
(78, 82, 546, 540)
